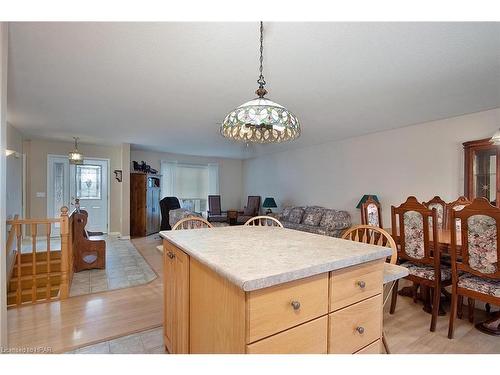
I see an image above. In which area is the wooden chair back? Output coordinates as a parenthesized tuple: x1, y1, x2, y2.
(208, 195, 222, 215)
(342, 225, 397, 264)
(450, 197, 500, 280)
(244, 196, 261, 216)
(244, 216, 284, 228)
(360, 196, 382, 228)
(391, 196, 440, 269)
(423, 196, 446, 230)
(445, 196, 471, 230)
(172, 216, 213, 230)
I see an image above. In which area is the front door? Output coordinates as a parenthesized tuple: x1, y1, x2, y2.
(48, 156, 109, 234)
(70, 159, 109, 233)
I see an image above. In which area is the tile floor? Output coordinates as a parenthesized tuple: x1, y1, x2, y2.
(69, 235, 157, 297)
(66, 327, 166, 354)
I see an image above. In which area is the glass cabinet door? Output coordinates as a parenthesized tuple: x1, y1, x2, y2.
(464, 138, 500, 207)
(473, 148, 497, 203)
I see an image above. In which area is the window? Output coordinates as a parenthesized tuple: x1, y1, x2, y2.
(76, 164, 102, 200)
(161, 161, 219, 213)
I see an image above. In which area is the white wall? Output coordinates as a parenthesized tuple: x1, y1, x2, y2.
(6, 123, 23, 220)
(243, 108, 500, 226)
(131, 149, 243, 211)
(0, 22, 8, 349)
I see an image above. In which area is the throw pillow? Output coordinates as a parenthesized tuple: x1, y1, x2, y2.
(288, 207, 304, 224)
(281, 206, 292, 220)
(302, 206, 324, 226)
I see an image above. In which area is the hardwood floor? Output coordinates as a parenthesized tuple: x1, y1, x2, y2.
(6, 234, 500, 354)
(384, 282, 500, 354)
(7, 235, 164, 354)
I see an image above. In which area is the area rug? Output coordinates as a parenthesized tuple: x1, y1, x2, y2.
(69, 235, 157, 297)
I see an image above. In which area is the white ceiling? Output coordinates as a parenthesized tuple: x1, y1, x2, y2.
(7, 22, 500, 159)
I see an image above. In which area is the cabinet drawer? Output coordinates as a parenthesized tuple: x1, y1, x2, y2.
(328, 294, 382, 354)
(246, 273, 328, 343)
(246, 316, 327, 354)
(354, 339, 381, 354)
(329, 260, 383, 311)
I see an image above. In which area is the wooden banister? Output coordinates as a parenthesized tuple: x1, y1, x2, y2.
(6, 206, 77, 307)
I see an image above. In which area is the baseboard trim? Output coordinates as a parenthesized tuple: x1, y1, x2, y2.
(119, 235, 131, 240)
(108, 232, 121, 236)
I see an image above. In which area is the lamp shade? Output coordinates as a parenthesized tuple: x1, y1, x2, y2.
(356, 195, 379, 209)
(262, 197, 277, 208)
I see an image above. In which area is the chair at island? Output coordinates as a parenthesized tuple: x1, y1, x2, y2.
(341, 225, 407, 354)
(172, 216, 213, 230)
(73, 210, 106, 272)
(244, 215, 283, 227)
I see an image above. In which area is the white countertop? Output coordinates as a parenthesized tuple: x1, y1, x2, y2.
(160, 226, 392, 291)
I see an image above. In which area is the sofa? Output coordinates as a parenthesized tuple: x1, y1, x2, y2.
(277, 206, 351, 237)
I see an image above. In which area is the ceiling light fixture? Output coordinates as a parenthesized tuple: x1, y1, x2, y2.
(68, 137, 84, 165)
(220, 22, 300, 144)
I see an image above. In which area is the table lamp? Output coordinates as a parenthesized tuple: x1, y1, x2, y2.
(262, 197, 278, 214)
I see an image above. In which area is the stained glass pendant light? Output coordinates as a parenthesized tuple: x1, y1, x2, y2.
(220, 22, 300, 144)
(68, 137, 84, 165)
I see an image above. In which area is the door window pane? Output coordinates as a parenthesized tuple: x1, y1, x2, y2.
(473, 150, 496, 203)
(76, 165, 102, 200)
(53, 162, 65, 219)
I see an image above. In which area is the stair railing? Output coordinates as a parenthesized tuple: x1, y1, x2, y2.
(5, 206, 76, 307)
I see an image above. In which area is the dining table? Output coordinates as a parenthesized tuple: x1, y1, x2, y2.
(385, 227, 500, 336)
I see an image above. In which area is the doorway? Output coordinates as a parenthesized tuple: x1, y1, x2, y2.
(47, 155, 109, 235)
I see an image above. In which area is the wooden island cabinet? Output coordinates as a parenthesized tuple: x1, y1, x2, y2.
(161, 227, 390, 354)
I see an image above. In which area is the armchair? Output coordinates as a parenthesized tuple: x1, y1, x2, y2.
(207, 195, 227, 223)
(237, 196, 261, 224)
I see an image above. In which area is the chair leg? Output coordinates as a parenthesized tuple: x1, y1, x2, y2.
(457, 295, 464, 319)
(468, 298, 475, 323)
(412, 282, 419, 303)
(448, 290, 458, 339)
(389, 280, 399, 314)
(430, 284, 440, 332)
(382, 332, 390, 354)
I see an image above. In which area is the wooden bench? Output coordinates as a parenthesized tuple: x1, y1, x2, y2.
(73, 210, 106, 272)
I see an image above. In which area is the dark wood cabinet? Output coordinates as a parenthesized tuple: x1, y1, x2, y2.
(463, 138, 500, 207)
(130, 173, 161, 237)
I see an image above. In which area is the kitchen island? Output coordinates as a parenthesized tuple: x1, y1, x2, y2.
(160, 226, 392, 354)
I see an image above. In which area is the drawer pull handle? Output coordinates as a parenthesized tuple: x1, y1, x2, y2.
(167, 251, 175, 259)
(357, 280, 366, 289)
(356, 326, 365, 334)
(290, 300, 301, 310)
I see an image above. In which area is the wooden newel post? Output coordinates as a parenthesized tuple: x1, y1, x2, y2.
(59, 206, 70, 299)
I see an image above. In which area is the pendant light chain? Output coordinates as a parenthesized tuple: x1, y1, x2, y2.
(256, 21, 267, 98)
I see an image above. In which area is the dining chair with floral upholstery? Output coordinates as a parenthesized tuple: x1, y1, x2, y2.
(390, 196, 452, 332)
(361, 196, 383, 228)
(444, 196, 472, 230)
(423, 196, 447, 231)
(448, 197, 500, 339)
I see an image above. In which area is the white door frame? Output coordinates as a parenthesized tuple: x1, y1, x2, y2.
(47, 154, 111, 234)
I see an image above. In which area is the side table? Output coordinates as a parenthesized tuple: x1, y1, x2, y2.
(227, 210, 238, 226)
